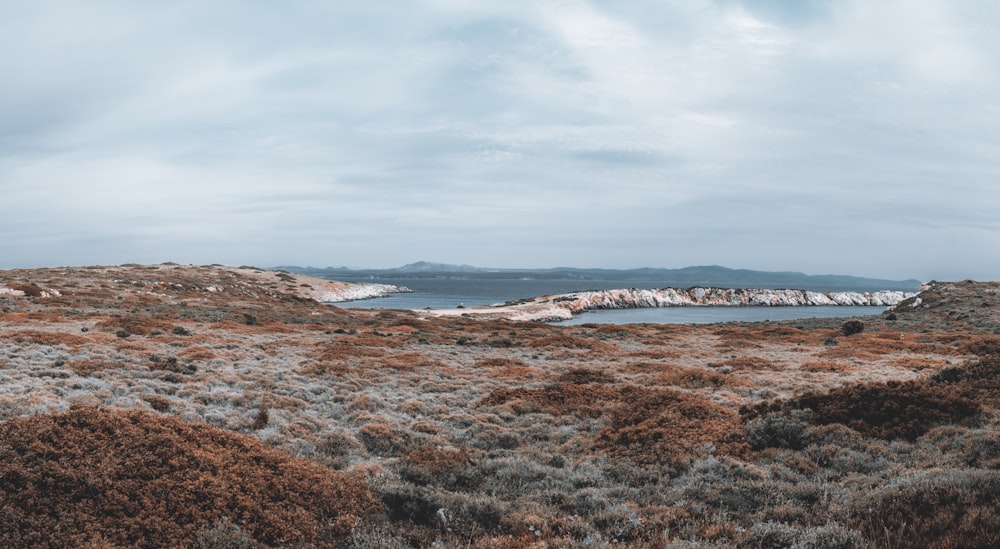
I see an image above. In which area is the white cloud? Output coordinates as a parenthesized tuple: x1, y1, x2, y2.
(0, 0, 998, 279)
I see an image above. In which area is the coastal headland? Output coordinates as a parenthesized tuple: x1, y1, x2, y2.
(1, 264, 998, 547)
(416, 287, 914, 322)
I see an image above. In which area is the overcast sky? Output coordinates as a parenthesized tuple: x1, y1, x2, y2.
(2, 1, 998, 281)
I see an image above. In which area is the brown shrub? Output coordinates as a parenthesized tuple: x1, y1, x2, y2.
(473, 357, 529, 369)
(358, 420, 412, 456)
(95, 317, 175, 336)
(526, 333, 616, 351)
(1, 329, 91, 347)
(594, 387, 747, 467)
(962, 335, 1000, 358)
(142, 395, 172, 412)
(715, 325, 828, 346)
(68, 360, 120, 376)
(301, 360, 350, 376)
(625, 348, 682, 360)
(555, 366, 616, 385)
(891, 357, 949, 370)
(6, 282, 45, 297)
(957, 353, 1000, 405)
(178, 346, 216, 361)
(851, 469, 1000, 549)
(315, 340, 389, 362)
(485, 365, 546, 380)
(655, 366, 747, 389)
(818, 346, 884, 361)
(0, 407, 379, 548)
(380, 352, 442, 372)
(840, 320, 864, 336)
(724, 356, 780, 371)
(398, 446, 477, 490)
(824, 331, 942, 358)
(800, 361, 857, 373)
(478, 383, 620, 418)
(745, 379, 981, 441)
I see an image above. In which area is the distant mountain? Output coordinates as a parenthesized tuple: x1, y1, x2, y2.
(394, 261, 492, 273)
(274, 263, 921, 292)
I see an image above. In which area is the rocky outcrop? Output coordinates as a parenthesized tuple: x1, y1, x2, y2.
(417, 287, 914, 322)
(541, 287, 912, 314)
(315, 283, 410, 303)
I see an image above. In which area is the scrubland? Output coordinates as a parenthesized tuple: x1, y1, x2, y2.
(1, 265, 998, 548)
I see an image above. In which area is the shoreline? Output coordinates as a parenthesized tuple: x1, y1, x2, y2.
(414, 286, 914, 322)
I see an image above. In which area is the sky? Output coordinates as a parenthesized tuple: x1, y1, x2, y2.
(2, 0, 999, 281)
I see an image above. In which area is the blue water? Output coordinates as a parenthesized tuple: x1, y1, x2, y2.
(328, 276, 887, 325)
(331, 277, 657, 310)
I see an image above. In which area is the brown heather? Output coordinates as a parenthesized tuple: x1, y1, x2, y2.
(0, 407, 378, 548)
(2, 268, 1000, 547)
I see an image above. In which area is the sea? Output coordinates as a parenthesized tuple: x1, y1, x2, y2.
(328, 276, 888, 325)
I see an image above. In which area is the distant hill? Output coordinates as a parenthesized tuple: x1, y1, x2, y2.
(274, 263, 921, 292)
(394, 261, 492, 273)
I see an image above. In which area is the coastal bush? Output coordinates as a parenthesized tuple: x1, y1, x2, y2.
(359, 420, 413, 456)
(724, 356, 779, 371)
(745, 410, 809, 450)
(657, 365, 745, 389)
(0, 406, 378, 547)
(555, 366, 616, 385)
(745, 522, 863, 549)
(398, 446, 478, 490)
(920, 425, 1000, 469)
(745, 379, 981, 441)
(594, 387, 747, 468)
(7, 282, 45, 297)
(840, 320, 864, 336)
(849, 469, 1000, 548)
(478, 383, 619, 418)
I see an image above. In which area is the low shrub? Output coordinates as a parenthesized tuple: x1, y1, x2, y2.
(850, 469, 1000, 549)
(745, 410, 809, 451)
(398, 446, 479, 490)
(840, 320, 864, 336)
(745, 379, 980, 441)
(0, 406, 379, 548)
(745, 521, 863, 549)
(478, 383, 619, 418)
(594, 387, 747, 467)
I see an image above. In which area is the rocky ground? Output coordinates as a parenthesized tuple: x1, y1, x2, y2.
(1, 266, 998, 548)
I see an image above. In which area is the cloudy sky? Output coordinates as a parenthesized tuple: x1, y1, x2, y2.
(2, 0, 998, 281)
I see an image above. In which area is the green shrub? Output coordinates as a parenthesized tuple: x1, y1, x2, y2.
(850, 469, 1000, 548)
(745, 410, 809, 450)
(744, 521, 863, 549)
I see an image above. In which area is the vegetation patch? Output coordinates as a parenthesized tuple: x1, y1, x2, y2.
(0, 406, 379, 548)
(745, 379, 981, 441)
(850, 469, 1000, 549)
(478, 383, 620, 418)
(594, 387, 747, 467)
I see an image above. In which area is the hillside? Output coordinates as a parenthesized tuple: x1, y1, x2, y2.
(1, 265, 998, 548)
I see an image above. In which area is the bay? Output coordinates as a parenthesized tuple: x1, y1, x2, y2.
(328, 276, 889, 325)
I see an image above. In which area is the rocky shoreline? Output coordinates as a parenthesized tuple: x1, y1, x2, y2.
(417, 287, 914, 322)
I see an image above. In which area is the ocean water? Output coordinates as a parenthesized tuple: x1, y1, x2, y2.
(329, 277, 888, 325)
